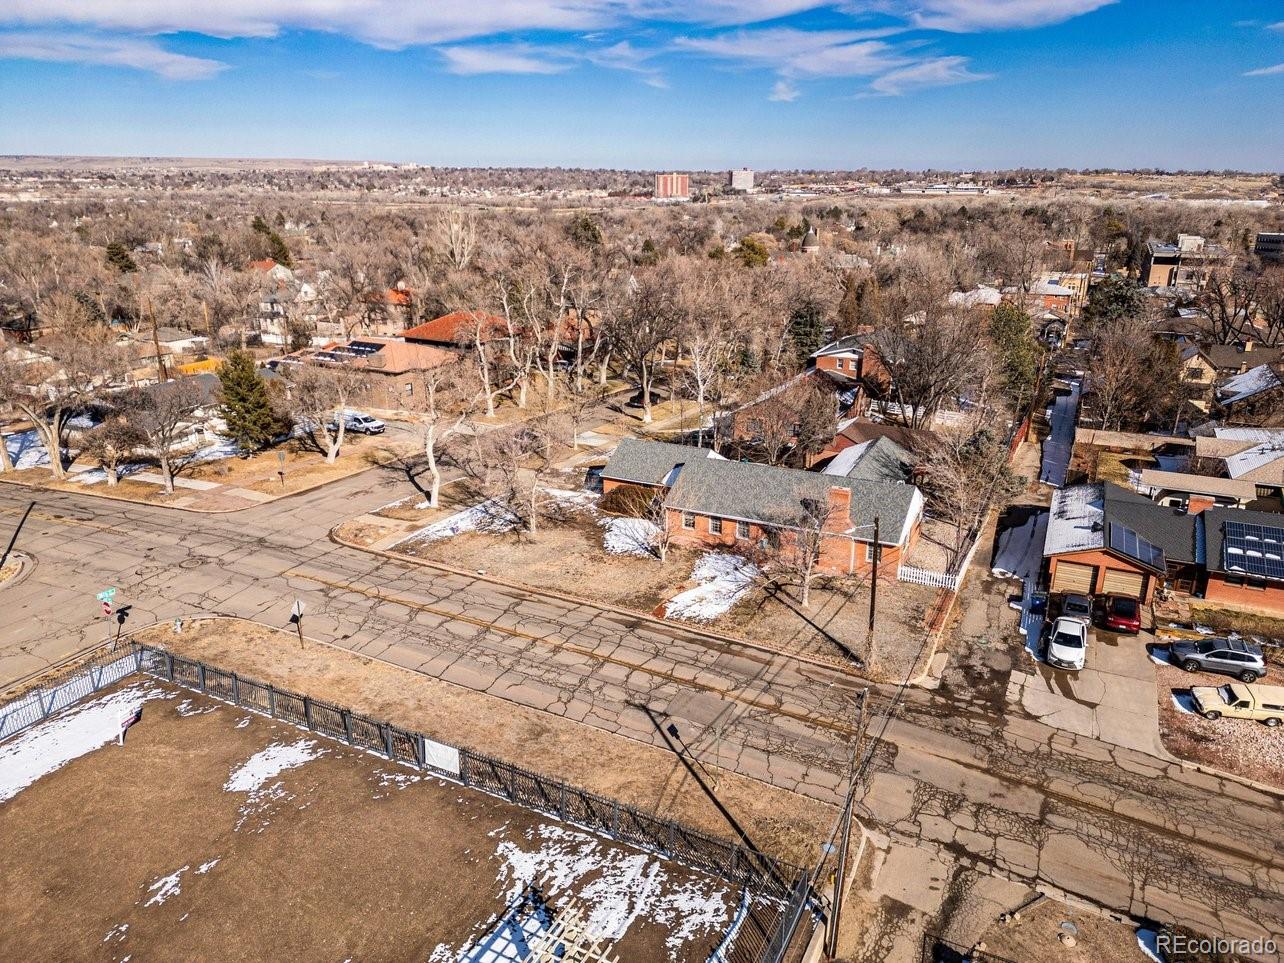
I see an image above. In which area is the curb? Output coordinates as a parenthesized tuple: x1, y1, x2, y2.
(328, 524, 879, 681)
(0, 451, 400, 514)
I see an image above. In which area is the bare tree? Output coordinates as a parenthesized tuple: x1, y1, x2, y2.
(284, 365, 368, 463)
(125, 378, 209, 494)
(870, 309, 987, 430)
(436, 209, 478, 270)
(404, 360, 479, 509)
(921, 424, 1020, 565)
(0, 327, 126, 479)
(1191, 268, 1261, 345)
(80, 417, 146, 487)
(768, 497, 836, 608)
(609, 270, 680, 424)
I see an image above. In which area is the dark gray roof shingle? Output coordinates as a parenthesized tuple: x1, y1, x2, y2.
(1103, 482, 1198, 565)
(602, 438, 722, 486)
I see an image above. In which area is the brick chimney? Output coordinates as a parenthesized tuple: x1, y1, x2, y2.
(826, 487, 852, 532)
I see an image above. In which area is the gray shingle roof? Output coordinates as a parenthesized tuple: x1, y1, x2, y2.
(1102, 482, 1198, 565)
(602, 438, 723, 486)
(666, 454, 919, 542)
(824, 435, 915, 483)
(1203, 507, 1284, 576)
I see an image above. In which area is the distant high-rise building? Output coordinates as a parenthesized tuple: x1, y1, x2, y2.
(729, 168, 754, 192)
(654, 173, 690, 199)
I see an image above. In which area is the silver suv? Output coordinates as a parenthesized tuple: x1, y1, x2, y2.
(1168, 638, 1267, 683)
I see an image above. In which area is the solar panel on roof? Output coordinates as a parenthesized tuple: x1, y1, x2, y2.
(1108, 522, 1166, 571)
(1223, 520, 1284, 581)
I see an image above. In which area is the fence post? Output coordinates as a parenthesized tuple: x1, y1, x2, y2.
(198, 664, 207, 693)
(342, 709, 353, 744)
(231, 673, 239, 704)
(35, 687, 47, 719)
(611, 800, 620, 838)
(460, 752, 471, 787)
(303, 696, 313, 730)
(558, 783, 567, 821)
(382, 724, 394, 759)
(166, 653, 175, 682)
(268, 685, 276, 718)
(416, 734, 426, 769)
(667, 822, 675, 856)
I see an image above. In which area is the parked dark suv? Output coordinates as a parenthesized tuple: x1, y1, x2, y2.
(1168, 638, 1267, 683)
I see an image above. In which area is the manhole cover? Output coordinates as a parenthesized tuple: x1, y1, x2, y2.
(179, 557, 209, 570)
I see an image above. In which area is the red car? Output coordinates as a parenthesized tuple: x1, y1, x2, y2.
(1102, 594, 1141, 633)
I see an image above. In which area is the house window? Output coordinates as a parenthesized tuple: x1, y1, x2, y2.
(865, 543, 881, 563)
(404, 382, 414, 396)
(709, 517, 724, 535)
(835, 358, 845, 370)
(682, 512, 696, 530)
(736, 520, 750, 539)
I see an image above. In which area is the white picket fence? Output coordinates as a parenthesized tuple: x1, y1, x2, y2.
(897, 533, 982, 594)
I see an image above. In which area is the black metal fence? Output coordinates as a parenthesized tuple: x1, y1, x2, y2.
(132, 644, 818, 961)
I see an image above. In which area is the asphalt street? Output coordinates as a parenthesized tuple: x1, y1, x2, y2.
(1, 475, 1282, 951)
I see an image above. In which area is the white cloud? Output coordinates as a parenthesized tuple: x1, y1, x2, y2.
(439, 44, 571, 75)
(889, 0, 1116, 31)
(0, 30, 226, 78)
(1244, 62, 1284, 77)
(769, 78, 799, 100)
(868, 54, 989, 93)
(1268, 21, 1284, 32)
(674, 27, 907, 76)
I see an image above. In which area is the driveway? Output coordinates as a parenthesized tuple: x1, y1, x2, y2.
(1007, 627, 1163, 754)
(1038, 375, 1081, 488)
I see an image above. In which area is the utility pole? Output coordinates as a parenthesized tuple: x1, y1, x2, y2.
(149, 300, 169, 383)
(866, 515, 880, 643)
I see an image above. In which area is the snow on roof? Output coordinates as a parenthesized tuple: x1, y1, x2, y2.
(1044, 483, 1105, 556)
(1218, 363, 1282, 406)
(948, 285, 1003, 308)
(1212, 426, 1284, 442)
(1225, 441, 1284, 479)
(1032, 279, 1075, 297)
(822, 440, 873, 477)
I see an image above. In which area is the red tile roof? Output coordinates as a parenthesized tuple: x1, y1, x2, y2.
(248, 258, 278, 272)
(403, 310, 505, 345)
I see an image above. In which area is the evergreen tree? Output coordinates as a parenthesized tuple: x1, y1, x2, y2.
(266, 231, 293, 267)
(988, 303, 1039, 406)
(566, 213, 603, 249)
(1082, 275, 1143, 333)
(788, 297, 829, 364)
(737, 236, 769, 268)
(105, 241, 137, 274)
(217, 351, 279, 453)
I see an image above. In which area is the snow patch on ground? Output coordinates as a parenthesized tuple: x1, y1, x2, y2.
(489, 823, 731, 958)
(0, 683, 168, 803)
(665, 553, 759, 623)
(1171, 692, 1199, 715)
(196, 859, 220, 875)
(144, 865, 189, 906)
(1136, 927, 1163, 962)
(224, 739, 324, 794)
(396, 499, 520, 545)
(1148, 648, 1172, 666)
(176, 699, 218, 717)
(4, 429, 54, 470)
(600, 516, 660, 557)
(543, 488, 598, 512)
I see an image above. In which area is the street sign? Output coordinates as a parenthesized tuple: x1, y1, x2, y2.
(96, 587, 117, 603)
(101, 601, 112, 617)
(291, 600, 304, 619)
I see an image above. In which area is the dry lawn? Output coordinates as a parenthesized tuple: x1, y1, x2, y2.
(129, 618, 836, 867)
(975, 897, 1158, 963)
(0, 680, 736, 963)
(1154, 659, 1284, 790)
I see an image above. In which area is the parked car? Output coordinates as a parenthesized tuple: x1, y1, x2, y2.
(1058, 593, 1093, 624)
(1044, 617, 1088, 671)
(328, 412, 385, 435)
(1190, 682, 1284, 726)
(1102, 594, 1141, 634)
(1169, 638, 1266, 683)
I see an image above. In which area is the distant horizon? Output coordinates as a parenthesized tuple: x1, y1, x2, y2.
(1, 154, 1280, 177)
(1, 1, 1282, 169)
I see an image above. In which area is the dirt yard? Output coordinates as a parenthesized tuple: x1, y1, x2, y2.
(128, 618, 835, 868)
(0, 679, 738, 962)
(974, 896, 1164, 963)
(1153, 655, 1284, 790)
(337, 486, 938, 678)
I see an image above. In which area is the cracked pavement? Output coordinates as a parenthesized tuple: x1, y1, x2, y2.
(1, 475, 1282, 953)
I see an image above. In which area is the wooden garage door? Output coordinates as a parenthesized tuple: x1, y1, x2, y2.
(1101, 568, 1145, 598)
(1051, 561, 1096, 594)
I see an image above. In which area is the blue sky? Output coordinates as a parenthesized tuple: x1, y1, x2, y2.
(0, 1, 1281, 169)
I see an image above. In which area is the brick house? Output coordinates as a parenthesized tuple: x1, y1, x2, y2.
(601, 438, 923, 577)
(1202, 508, 1284, 614)
(1043, 482, 1199, 600)
(270, 337, 455, 409)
